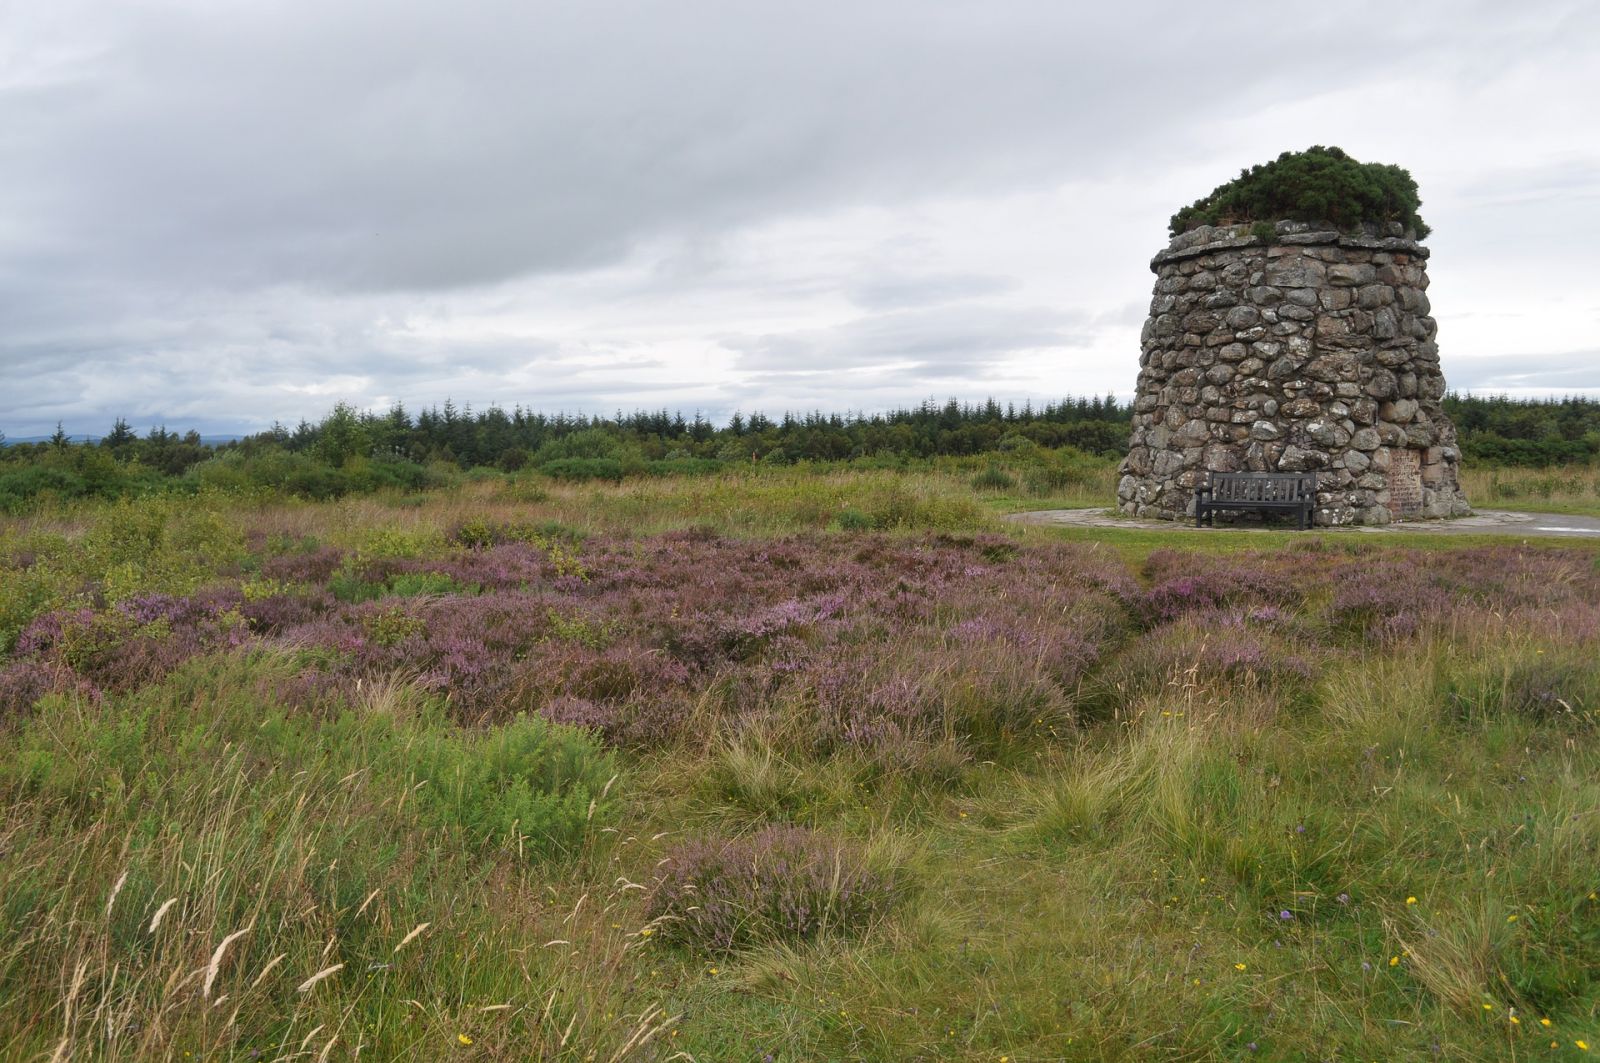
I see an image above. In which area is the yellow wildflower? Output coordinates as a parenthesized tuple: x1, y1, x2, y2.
(1390, 956, 1400, 967)
(1578, 1041, 1590, 1051)
(458, 1033, 473, 1046)
(1234, 963, 1247, 971)
(1405, 896, 1417, 905)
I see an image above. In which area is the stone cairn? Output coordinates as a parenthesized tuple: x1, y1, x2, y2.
(1117, 220, 1471, 525)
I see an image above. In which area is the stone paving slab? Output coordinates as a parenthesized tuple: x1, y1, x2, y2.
(1004, 508, 1600, 538)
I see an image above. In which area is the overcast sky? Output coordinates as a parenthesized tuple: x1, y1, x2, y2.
(3, 0, 1598, 437)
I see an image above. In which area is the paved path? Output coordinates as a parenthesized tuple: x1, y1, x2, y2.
(1004, 508, 1600, 538)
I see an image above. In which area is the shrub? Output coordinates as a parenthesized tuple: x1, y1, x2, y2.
(645, 826, 902, 953)
(1169, 145, 1430, 238)
(832, 507, 872, 531)
(404, 712, 618, 861)
(969, 464, 1016, 492)
(645, 457, 724, 477)
(387, 571, 475, 598)
(541, 458, 625, 483)
(531, 427, 626, 464)
(496, 446, 532, 472)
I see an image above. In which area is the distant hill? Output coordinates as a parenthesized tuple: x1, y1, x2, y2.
(2, 435, 244, 446)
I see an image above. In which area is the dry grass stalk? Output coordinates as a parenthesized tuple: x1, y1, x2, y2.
(104, 870, 129, 918)
(147, 897, 178, 934)
(203, 925, 253, 999)
(393, 922, 430, 953)
(249, 953, 288, 991)
(48, 961, 89, 1063)
(297, 964, 345, 993)
(605, 1005, 683, 1063)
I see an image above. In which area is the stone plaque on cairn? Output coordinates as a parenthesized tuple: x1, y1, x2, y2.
(1117, 220, 1472, 525)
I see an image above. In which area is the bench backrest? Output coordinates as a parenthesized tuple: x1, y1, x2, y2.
(1207, 472, 1317, 503)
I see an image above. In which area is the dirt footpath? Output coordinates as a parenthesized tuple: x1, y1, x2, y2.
(1005, 508, 1600, 538)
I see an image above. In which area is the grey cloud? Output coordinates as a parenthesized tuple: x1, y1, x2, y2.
(2, 1, 1521, 295)
(1450, 350, 1600, 393)
(723, 304, 1094, 376)
(845, 274, 1021, 311)
(2, 1, 1598, 436)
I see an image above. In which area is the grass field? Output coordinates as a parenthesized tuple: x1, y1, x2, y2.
(2, 471, 1600, 1061)
(1458, 465, 1600, 518)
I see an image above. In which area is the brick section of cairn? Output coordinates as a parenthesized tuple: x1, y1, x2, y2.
(1118, 220, 1471, 525)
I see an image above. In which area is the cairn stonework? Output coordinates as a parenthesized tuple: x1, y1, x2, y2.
(1117, 220, 1471, 525)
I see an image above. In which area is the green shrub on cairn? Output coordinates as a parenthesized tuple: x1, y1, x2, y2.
(1169, 145, 1429, 238)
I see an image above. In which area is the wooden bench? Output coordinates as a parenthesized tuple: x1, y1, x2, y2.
(1195, 472, 1318, 530)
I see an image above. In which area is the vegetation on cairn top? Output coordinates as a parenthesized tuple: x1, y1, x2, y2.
(1169, 145, 1431, 239)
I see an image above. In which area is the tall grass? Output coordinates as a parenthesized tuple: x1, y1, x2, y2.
(4, 485, 1600, 1058)
(1459, 463, 1600, 516)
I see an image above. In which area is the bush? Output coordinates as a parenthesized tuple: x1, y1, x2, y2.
(645, 826, 901, 953)
(404, 712, 618, 861)
(970, 465, 1016, 492)
(0, 465, 92, 512)
(541, 458, 625, 483)
(832, 507, 872, 531)
(645, 458, 724, 477)
(1169, 146, 1430, 238)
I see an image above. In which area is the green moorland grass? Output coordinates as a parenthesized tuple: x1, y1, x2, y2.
(2, 472, 1600, 1059)
(1459, 464, 1600, 518)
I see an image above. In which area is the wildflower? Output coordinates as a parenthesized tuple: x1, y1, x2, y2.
(640, 928, 654, 937)
(1578, 1041, 1590, 1051)
(1406, 896, 1418, 906)
(1235, 963, 1247, 971)
(1483, 1003, 1494, 1011)
(1511, 1016, 1521, 1026)
(1542, 1019, 1553, 1027)
(458, 1034, 473, 1046)
(1508, 914, 1518, 922)
(709, 966, 719, 975)
(1390, 956, 1400, 967)
(1278, 910, 1294, 921)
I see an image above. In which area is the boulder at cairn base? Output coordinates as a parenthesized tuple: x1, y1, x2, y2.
(1117, 147, 1471, 526)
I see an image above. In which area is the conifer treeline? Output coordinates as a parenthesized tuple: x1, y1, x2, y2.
(1, 392, 1597, 512)
(246, 394, 1132, 468)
